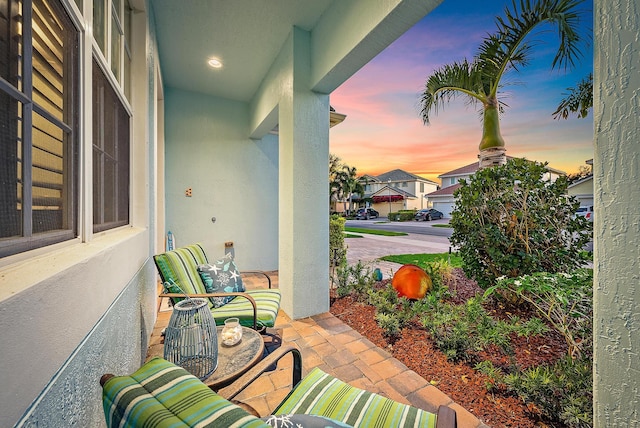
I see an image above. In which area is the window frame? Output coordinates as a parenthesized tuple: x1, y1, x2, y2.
(0, 0, 80, 258)
(91, 57, 130, 233)
(91, 0, 132, 235)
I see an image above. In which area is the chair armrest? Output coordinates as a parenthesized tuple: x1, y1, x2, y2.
(216, 344, 302, 402)
(159, 292, 258, 330)
(436, 405, 457, 428)
(100, 374, 115, 387)
(240, 270, 272, 289)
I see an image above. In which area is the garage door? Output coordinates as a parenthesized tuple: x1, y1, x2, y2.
(433, 202, 454, 219)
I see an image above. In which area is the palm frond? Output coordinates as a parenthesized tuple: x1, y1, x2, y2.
(553, 73, 592, 119)
(478, 0, 587, 95)
(420, 59, 487, 124)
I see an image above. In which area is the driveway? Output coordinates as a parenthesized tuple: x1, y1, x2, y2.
(343, 229, 453, 279)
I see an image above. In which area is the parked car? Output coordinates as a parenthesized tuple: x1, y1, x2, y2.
(414, 208, 444, 221)
(575, 206, 594, 222)
(355, 208, 379, 220)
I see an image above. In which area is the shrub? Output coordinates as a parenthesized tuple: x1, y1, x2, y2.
(330, 215, 347, 267)
(334, 260, 375, 301)
(449, 158, 592, 289)
(388, 211, 415, 221)
(369, 284, 416, 337)
(477, 355, 593, 428)
(486, 269, 593, 358)
(419, 293, 548, 362)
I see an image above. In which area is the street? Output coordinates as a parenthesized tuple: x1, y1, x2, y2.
(345, 218, 453, 238)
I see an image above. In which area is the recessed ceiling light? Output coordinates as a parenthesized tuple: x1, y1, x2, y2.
(207, 57, 223, 69)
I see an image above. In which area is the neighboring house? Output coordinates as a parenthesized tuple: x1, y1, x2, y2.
(355, 169, 439, 216)
(568, 159, 594, 208)
(427, 159, 565, 218)
(568, 175, 594, 208)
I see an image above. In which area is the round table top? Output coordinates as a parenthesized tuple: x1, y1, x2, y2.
(203, 326, 264, 390)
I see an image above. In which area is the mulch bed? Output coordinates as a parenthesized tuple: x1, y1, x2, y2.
(329, 268, 568, 428)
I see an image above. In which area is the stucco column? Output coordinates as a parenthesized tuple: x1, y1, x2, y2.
(593, 0, 640, 425)
(278, 27, 331, 319)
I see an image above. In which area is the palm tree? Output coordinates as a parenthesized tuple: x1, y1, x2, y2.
(420, 0, 587, 168)
(338, 165, 364, 216)
(329, 154, 343, 212)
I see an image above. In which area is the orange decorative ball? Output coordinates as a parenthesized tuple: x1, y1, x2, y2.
(392, 264, 432, 299)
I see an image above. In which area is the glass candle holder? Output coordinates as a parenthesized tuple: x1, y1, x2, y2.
(221, 317, 242, 346)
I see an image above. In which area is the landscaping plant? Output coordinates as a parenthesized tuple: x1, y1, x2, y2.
(486, 269, 593, 358)
(334, 260, 375, 301)
(329, 215, 347, 289)
(450, 158, 592, 290)
(477, 354, 592, 428)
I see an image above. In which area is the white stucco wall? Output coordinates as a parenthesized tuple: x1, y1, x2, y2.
(163, 88, 280, 270)
(593, 0, 640, 425)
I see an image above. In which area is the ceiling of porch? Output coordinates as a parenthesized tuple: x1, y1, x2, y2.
(148, 0, 441, 107)
(149, 0, 334, 102)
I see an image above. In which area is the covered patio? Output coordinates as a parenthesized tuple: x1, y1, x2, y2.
(1, 1, 637, 427)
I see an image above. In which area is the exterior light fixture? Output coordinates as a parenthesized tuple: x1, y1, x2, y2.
(207, 57, 223, 69)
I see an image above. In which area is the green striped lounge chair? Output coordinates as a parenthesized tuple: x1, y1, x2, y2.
(153, 243, 281, 330)
(101, 356, 457, 428)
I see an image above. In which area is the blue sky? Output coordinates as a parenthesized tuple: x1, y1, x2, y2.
(329, 0, 594, 183)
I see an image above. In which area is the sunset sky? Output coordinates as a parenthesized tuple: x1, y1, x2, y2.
(329, 0, 594, 184)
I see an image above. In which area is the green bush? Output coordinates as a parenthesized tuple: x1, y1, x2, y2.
(486, 269, 593, 358)
(334, 260, 375, 301)
(477, 354, 593, 428)
(418, 294, 548, 362)
(330, 215, 346, 267)
(388, 211, 415, 221)
(368, 285, 415, 337)
(450, 158, 592, 289)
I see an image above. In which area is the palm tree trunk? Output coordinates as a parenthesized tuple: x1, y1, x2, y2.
(479, 103, 507, 168)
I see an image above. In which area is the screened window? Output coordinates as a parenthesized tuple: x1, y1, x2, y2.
(0, 0, 79, 258)
(94, 0, 131, 100)
(92, 59, 129, 233)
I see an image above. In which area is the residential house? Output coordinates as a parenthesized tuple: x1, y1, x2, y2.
(568, 159, 594, 208)
(0, 1, 637, 426)
(427, 159, 565, 218)
(568, 175, 594, 208)
(356, 169, 439, 216)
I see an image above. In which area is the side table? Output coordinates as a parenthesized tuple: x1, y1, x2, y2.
(202, 326, 264, 390)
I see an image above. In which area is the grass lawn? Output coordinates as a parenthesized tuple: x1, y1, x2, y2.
(344, 227, 407, 237)
(380, 252, 463, 268)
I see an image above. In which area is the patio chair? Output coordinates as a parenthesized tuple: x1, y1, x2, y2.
(153, 243, 281, 330)
(100, 348, 457, 427)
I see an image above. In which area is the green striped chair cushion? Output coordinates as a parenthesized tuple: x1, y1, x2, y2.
(273, 367, 438, 428)
(154, 244, 209, 297)
(102, 357, 268, 427)
(212, 289, 281, 328)
(154, 244, 281, 328)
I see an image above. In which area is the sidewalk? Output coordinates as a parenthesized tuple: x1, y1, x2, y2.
(344, 230, 453, 279)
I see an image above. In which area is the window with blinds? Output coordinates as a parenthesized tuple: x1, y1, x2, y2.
(0, 0, 79, 258)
